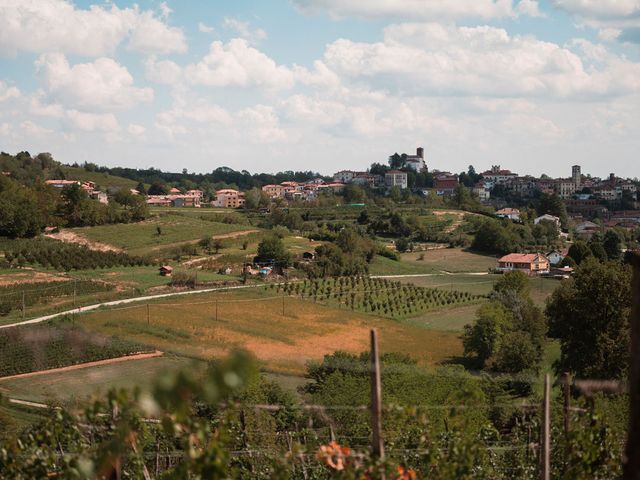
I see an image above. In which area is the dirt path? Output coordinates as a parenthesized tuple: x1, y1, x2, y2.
(0, 282, 280, 330)
(45, 230, 122, 252)
(149, 229, 260, 252)
(0, 350, 163, 382)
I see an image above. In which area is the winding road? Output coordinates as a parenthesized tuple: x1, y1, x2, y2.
(0, 282, 270, 330)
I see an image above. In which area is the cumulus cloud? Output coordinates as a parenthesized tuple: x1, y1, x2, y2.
(128, 10, 187, 54)
(185, 39, 295, 89)
(552, 0, 640, 42)
(0, 81, 20, 102)
(0, 0, 186, 57)
(145, 56, 183, 85)
(321, 23, 640, 98)
(222, 17, 267, 44)
(292, 0, 541, 20)
(66, 110, 120, 132)
(36, 53, 153, 110)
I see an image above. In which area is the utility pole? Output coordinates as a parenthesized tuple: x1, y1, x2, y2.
(215, 299, 218, 321)
(370, 329, 384, 462)
(146, 304, 150, 326)
(623, 252, 640, 480)
(73, 279, 77, 307)
(22, 291, 25, 320)
(282, 290, 285, 316)
(541, 373, 551, 480)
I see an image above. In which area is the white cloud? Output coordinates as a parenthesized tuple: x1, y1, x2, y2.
(127, 10, 187, 54)
(66, 110, 120, 132)
(517, 0, 544, 17)
(0, 81, 20, 102)
(552, 1, 640, 41)
(198, 22, 214, 33)
(0, 0, 186, 57)
(144, 56, 183, 85)
(36, 53, 153, 110)
(237, 105, 287, 142)
(20, 120, 52, 136)
(553, 0, 640, 18)
(127, 124, 146, 137)
(185, 39, 295, 89)
(292, 0, 541, 20)
(29, 97, 65, 117)
(321, 23, 640, 98)
(222, 17, 267, 44)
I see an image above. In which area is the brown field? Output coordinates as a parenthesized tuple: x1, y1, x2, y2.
(77, 289, 463, 375)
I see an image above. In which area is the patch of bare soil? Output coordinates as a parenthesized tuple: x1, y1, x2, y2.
(0, 271, 70, 287)
(46, 230, 122, 252)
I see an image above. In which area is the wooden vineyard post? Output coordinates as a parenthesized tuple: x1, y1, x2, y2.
(562, 371, 571, 471)
(624, 252, 640, 480)
(541, 373, 550, 480)
(370, 329, 384, 462)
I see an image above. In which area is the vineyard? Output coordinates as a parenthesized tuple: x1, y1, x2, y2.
(274, 276, 483, 319)
(0, 321, 149, 377)
(2, 237, 151, 271)
(0, 279, 114, 317)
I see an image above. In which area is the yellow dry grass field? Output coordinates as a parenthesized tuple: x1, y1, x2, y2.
(79, 289, 463, 375)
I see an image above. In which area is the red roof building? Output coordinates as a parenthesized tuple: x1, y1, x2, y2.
(497, 253, 550, 275)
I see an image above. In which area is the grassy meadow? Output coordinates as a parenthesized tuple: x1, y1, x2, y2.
(72, 213, 256, 255)
(0, 354, 196, 405)
(75, 287, 464, 375)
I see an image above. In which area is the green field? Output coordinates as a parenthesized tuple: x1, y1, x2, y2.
(73, 287, 464, 375)
(402, 248, 498, 273)
(370, 248, 498, 276)
(0, 355, 196, 405)
(73, 213, 256, 254)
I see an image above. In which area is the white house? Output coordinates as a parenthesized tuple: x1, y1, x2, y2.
(546, 250, 565, 265)
(384, 170, 408, 189)
(535, 214, 561, 232)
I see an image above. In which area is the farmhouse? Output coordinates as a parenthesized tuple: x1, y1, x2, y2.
(496, 208, 521, 221)
(497, 253, 550, 275)
(159, 265, 173, 276)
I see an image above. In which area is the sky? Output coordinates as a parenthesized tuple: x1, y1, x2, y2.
(0, 0, 639, 178)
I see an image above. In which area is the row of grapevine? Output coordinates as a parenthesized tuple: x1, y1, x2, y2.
(0, 280, 114, 317)
(274, 276, 483, 319)
(0, 321, 150, 377)
(2, 237, 152, 271)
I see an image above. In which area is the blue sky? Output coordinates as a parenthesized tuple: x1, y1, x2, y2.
(0, 0, 639, 178)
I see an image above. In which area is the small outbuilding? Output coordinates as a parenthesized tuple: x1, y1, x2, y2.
(159, 265, 173, 277)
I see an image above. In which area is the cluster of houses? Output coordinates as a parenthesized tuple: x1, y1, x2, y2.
(261, 179, 345, 202)
(45, 179, 109, 204)
(476, 165, 638, 208)
(146, 188, 203, 207)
